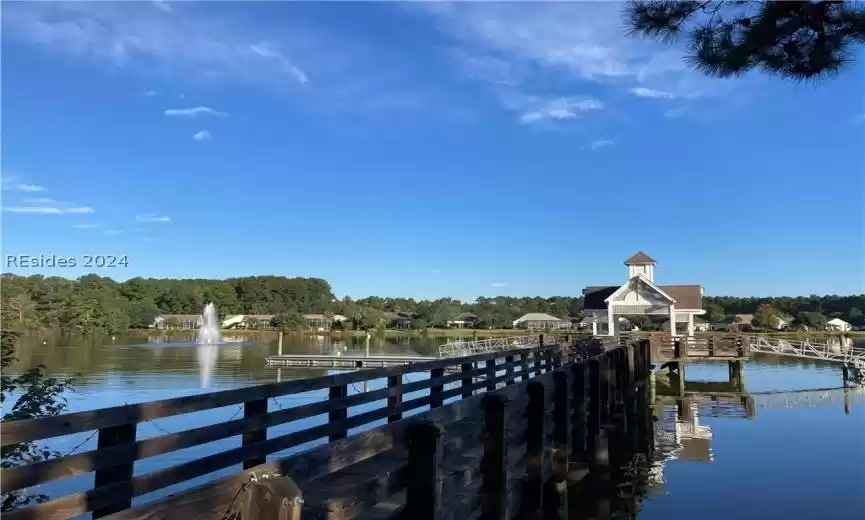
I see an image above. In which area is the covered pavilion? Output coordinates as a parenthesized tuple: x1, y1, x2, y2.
(581, 251, 705, 339)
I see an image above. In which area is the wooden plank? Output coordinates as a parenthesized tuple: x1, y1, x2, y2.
(92, 423, 136, 518)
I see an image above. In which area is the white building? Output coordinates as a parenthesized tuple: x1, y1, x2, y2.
(513, 313, 572, 330)
(826, 318, 852, 332)
(581, 251, 705, 338)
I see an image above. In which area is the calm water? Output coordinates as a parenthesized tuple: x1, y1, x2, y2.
(7, 333, 865, 519)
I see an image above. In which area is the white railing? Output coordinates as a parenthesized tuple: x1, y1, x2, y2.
(437, 335, 541, 358)
(751, 336, 865, 367)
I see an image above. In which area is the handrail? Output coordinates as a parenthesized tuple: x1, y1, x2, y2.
(0, 337, 593, 520)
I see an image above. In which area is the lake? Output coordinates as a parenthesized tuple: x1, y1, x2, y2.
(6, 333, 865, 519)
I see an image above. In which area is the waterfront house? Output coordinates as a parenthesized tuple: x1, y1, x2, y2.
(303, 314, 329, 331)
(693, 316, 710, 332)
(332, 314, 349, 323)
(581, 251, 705, 338)
(221, 315, 245, 328)
(513, 313, 572, 330)
(447, 312, 479, 328)
(152, 314, 203, 330)
(384, 312, 414, 329)
(826, 318, 852, 332)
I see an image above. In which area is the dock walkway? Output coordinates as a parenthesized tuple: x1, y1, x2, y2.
(0, 336, 654, 520)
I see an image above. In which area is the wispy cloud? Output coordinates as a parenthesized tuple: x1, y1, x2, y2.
(629, 87, 675, 100)
(192, 130, 212, 141)
(2, 3, 312, 90)
(415, 2, 730, 115)
(491, 282, 508, 288)
(72, 223, 98, 229)
(152, 1, 172, 13)
(136, 214, 170, 223)
(4, 205, 94, 214)
(8, 183, 47, 193)
(589, 139, 614, 151)
(664, 107, 687, 119)
(103, 229, 124, 236)
(164, 106, 226, 118)
(23, 197, 57, 204)
(144, 88, 157, 97)
(502, 94, 603, 125)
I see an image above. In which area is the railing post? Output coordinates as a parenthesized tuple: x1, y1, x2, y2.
(329, 384, 348, 441)
(242, 476, 303, 520)
(522, 380, 546, 516)
(461, 362, 474, 398)
(486, 358, 497, 392)
(240, 397, 268, 470)
(520, 351, 530, 382)
(533, 348, 543, 376)
(544, 348, 554, 373)
(505, 354, 515, 385)
(430, 367, 445, 408)
(405, 420, 444, 520)
(92, 422, 137, 518)
(481, 394, 508, 520)
(553, 370, 570, 450)
(388, 375, 403, 422)
(586, 359, 607, 469)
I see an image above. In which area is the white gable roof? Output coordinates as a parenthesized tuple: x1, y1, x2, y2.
(827, 318, 850, 326)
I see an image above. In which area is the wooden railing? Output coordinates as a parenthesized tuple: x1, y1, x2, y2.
(0, 338, 654, 520)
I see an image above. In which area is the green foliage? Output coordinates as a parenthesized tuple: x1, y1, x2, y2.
(1, 273, 863, 334)
(753, 303, 781, 329)
(271, 312, 308, 331)
(624, 1, 865, 81)
(1, 330, 74, 511)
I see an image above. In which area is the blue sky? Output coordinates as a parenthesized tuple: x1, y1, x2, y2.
(2, 1, 863, 301)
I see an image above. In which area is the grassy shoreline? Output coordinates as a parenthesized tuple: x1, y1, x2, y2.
(128, 328, 864, 339)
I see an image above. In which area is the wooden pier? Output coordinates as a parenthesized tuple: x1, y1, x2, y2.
(0, 336, 656, 520)
(265, 354, 438, 368)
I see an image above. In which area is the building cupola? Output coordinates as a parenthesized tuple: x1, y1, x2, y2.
(624, 251, 656, 283)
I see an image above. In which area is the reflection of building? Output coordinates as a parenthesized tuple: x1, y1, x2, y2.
(649, 399, 714, 487)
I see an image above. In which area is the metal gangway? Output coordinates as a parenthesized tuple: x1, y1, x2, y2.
(438, 334, 542, 358)
(750, 335, 865, 383)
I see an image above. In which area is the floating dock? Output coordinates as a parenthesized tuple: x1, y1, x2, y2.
(264, 354, 438, 368)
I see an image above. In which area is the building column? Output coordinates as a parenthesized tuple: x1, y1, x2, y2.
(591, 318, 598, 336)
(687, 313, 695, 337)
(668, 305, 677, 337)
(607, 304, 616, 337)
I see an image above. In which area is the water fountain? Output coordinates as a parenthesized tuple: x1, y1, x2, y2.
(196, 302, 221, 388)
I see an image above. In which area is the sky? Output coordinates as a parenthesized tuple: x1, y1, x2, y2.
(1, 1, 863, 301)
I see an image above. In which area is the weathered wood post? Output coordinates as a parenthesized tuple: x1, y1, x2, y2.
(278, 331, 284, 356)
(405, 420, 444, 520)
(570, 361, 587, 464)
(481, 394, 508, 520)
(328, 384, 348, 441)
(522, 380, 546, 516)
(553, 370, 570, 451)
(430, 367, 445, 408)
(243, 396, 268, 469)
(242, 476, 303, 520)
(92, 422, 137, 518)
(461, 362, 474, 398)
(388, 375, 403, 422)
(586, 359, 607, 469)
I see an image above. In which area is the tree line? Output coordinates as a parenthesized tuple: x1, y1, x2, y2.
(1, 273, 863, 334)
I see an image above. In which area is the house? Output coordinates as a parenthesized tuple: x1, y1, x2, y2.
(693, 316, 710, 332)
(776, 316, 795, 330)
(331, 314, 349, 323)
(384, 312, 414, 329)
(303, 314, 329, 330)
(826, 318, 852, 332)
(447, 312, 478, 328)
(581, 251, 705, 338)
(733, 314, 755, 331)
(152, 314, 202, 330)
(221, 315, 246, 328)
(245, 314, 275, 327)
(513, 313, 572, 330)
